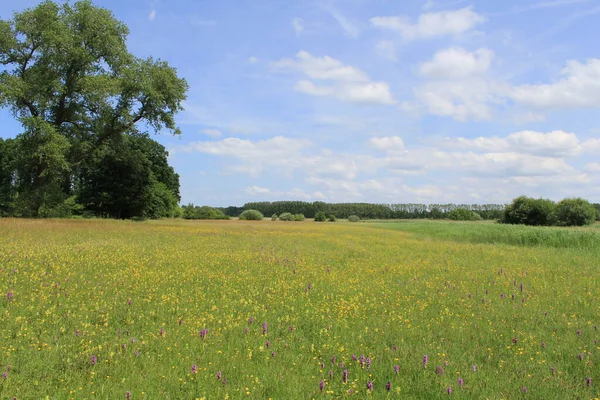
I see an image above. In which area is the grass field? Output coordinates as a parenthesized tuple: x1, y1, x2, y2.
(1, 218, 599, 399)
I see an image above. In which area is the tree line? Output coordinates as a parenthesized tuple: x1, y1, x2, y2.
(0, 1, 187, 219)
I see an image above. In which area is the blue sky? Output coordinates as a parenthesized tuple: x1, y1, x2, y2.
(2, 0, 600, 206)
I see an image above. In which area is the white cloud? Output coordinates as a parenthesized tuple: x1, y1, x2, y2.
(322, 5, 360, 38)
(148, 9, 156, 21)
(585, 163, 600, 172)
(511, 59, 600, 109)
(441, 130, 583, 157)
(248, 56, 259, 64)
(368, 136, 405, 152)
(245, 186, 271, 195)
(292, 18, 304, 35)
(273, 51, 369, 82)
(420, 47, 494, 79)
(200, 129, 222, 138)
(370, 7, 485, 41)
(274, 51, 394, 105)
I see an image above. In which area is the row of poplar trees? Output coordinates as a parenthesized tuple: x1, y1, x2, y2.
(0, 1, 188, 218)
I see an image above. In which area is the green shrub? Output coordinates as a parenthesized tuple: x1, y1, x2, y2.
(348, 215, 360, 222)
(314, 211, 327, 222)
(278, 212, 294, 221)
(327, 214, 336, 222)
(239, 209, 264, 221)
(502, 196, 556, 226)
(271, 213, 278, 221)
(294, 214, 305, 221)
(448, 208, 482, 221)
(554, 198, 597, 226)
(182, 204, 229, 220)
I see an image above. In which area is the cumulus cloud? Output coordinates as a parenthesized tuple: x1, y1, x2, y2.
(370, 7, 485, 41)
(511, 59, 600, 109)
(273, 51, 394, 105)
(420, 47, 494, 79)
(368, 136, 405, 152)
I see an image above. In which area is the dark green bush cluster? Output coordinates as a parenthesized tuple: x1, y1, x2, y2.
(348, 215, 360, 222)
(502, 196, 597, 227)
(239, 209, 264, 221)
(182, 204, 230, 220)
(278, 212, 295, 221)
(447, 208, 482, 221)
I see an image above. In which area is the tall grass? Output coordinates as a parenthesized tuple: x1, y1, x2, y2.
(371, 220, 600, 251)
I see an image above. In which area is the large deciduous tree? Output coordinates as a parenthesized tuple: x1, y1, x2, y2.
(0, 0, 188, 218)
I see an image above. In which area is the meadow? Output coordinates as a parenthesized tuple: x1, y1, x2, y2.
(0, 218, 599, 399)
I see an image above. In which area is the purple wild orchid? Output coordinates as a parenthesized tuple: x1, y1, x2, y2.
(342, 370, 348, 384)
(262, 322, 268, 335)
(386, 381, 392, 391)
(423, 354, 428, 368)
(367, 381, 373, 392)
(394, 365, 400, 374)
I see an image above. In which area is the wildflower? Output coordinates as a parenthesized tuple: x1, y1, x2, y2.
(367, 381, 373, 392)
(586, 377, 592, 387)
(435, 366, 445, 375)
(90, 355, 97, 366)
(458, 378, 464, 387)
(366, 357, 371, 370)
(577, 329, 582, 337)
(159, 328, 165, 336)
(342, 370, 348, 383)
(328, 370, 333, 380)
(319, 380, 325, 392)
(392, 345, 397, 351)
(351, 354, 357, 362)
(2, 372, 7, 379)
(423, 354, 428, 368)
(216, 371, 221, 380)
(265, 340, 270, 349)
(135, 350, 139, 357)
(522, 387, 527, 393)
(178, 319, 183, 325)
(244, 327, 249, 334)
(512, 337, 518, 344)
(331, 355, 336, 364)
(394, 365, 399, 374)
(271, 351, 276, 358)
(262, 322, 268, 335)
(126, 391, 132, 399)
(289, 325, 294, 332)
(359, 355, 365, 366)
(447, 387, 453, 394)
(472, 364, 477, 372)
(339, 362, 344, 369)
(192, 365, 198, 374)
(222, 378, 227, 386)
(520, 283, 524, 293)
(550, 367, 555, 375)
(578, 353, 584, 361)
(7, 292, 13, 301)
(200, 329, 208, 340)
(249, 317, 254, 324)
(541, 342, 546, 349)
(128, 299, 132, 305)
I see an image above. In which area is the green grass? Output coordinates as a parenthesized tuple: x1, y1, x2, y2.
(0, 218, 599, 399)
(369, 220, 600, 251)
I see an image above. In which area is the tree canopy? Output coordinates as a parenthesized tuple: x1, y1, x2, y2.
(0, 0, 188, 218)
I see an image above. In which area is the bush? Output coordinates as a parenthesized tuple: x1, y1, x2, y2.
(278, 212, 294, 221)
(182, 204, 230, 220)
(327, 214, 336, 222)
(447, 208, 482, 221)
(348, 215, 360, 222)
(314, 211, 327, 222)
(502, 196, 556, 226)
(239, 209, 264, 221)
(271, 213, 278, 221)
(294, 214, 305, 221)
(554, 198, 597, 226)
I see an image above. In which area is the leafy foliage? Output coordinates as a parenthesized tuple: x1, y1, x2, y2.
(447, 208, 482, 221)
(239, 209, 263, 221)
(554, 198, 597, 227)
(347, 215, 360, 222)
(182, 204, 230, 220)
(271, 213, 278, 221)
(502, 196, 557, 226)
(314, 211, 327, 222)
(278, 212, 294, 221)
(294, 214, 305, 221)
(0, 0, 187, 218)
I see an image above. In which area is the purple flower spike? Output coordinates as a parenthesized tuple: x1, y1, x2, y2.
(90, 355, 97, 366)
(192, 365, 198, 374)
(578, 353, 584, 361)
(423, 354, 429, 368)
(319, 380, 325, 392)
(393, 345, 398, 351)
(472, 364, 477, 372)
(447, 387, 453, 394)
(366, 357, 371, 370)
(394, 365, 400, 374)
(351, 354, 357, 362)
(265, 340, 271, 349)
(289, 325, 295, 332)
(359, 355, 365, 366)
(550, 367, 555, 375)
(331, 355, 336, 364)
(435, 366, 445, 375)
(328, 370, 333, 380)
(159, 328, 165, 336)
(339, 362, 344, 369)
(386, 381, 392, 391)
(320, 362, 325, 369)
(271, 351, 276, 358)
(249, 317, 254, 324)
(586, 377, 592, 387)
(262, 322, 268, 335)
(135, 350, 139, 357)
(541, 342, 546, 349)
(244, 327, 249, 334)
(458, 378, 464, 387)
(128, 299, 132, 305)
(367, 381, 373, 392)
(216, 371, 222, 380)
(222, 378, 227, 386)
(126, 391, 132, 399)
(200, 329, 208, 340)
(577, 329, 582, 336)
(2, 372, 7, 379)
(7, 292, 13, 301)
(342, 370, 348, 384)
(522, 387, 528, 393)
(178, 318, 183, 326)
